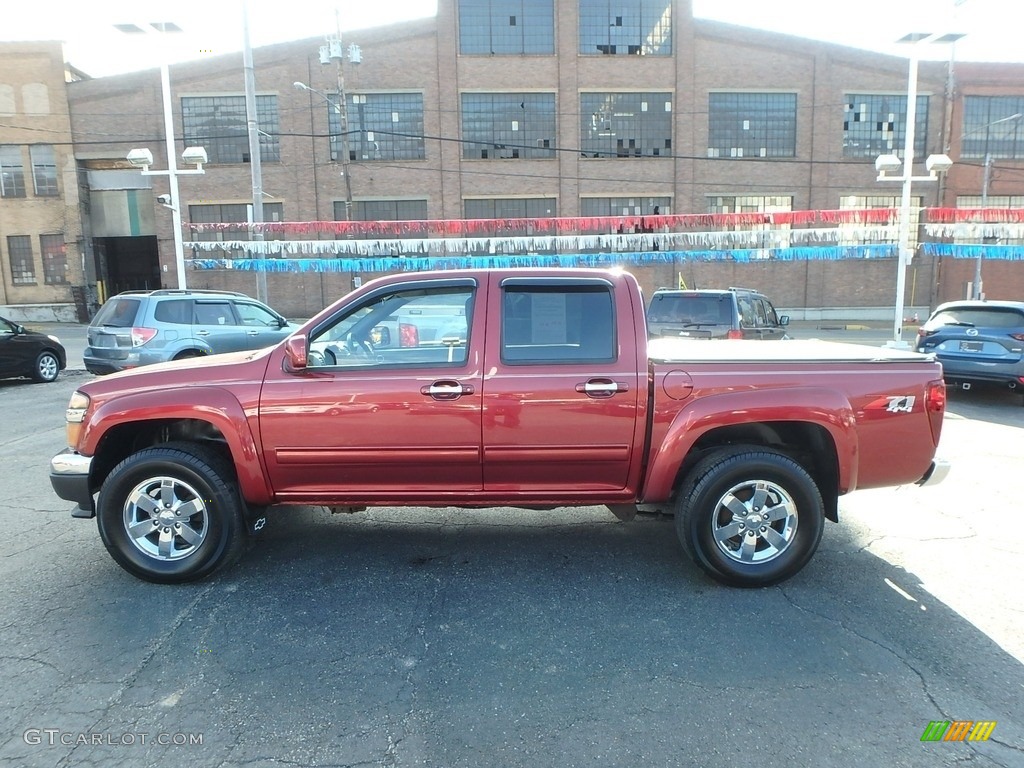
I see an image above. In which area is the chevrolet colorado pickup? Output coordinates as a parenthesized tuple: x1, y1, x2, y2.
(50, 268, 949, 587)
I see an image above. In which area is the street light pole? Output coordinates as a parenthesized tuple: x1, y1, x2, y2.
(242, 0, 267, 303)
(157, 54, 188, 290)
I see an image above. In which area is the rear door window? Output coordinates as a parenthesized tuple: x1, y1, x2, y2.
(501, 284, 615, 363)
(153, 299, 192, 325)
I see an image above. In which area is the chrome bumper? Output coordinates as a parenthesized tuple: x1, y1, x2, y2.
(915, 458, 951, 487)
(50, 449, 95, 518)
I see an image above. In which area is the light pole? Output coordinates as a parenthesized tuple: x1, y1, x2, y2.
(965, 112, 1023, 299)
(875, 32, 960, 347)
(118, 22, 205, 290)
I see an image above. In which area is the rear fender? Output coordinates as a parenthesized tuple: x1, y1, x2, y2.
(643, 387, 858, 501)
(80, 388, 272, 505)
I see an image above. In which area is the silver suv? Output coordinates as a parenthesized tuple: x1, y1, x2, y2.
(84, 289, 297, 375)
(647, 287, 790, 340)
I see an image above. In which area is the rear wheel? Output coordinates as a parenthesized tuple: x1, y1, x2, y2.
(173, 350, 203, 361)
(33, 351, 60, 382)
(97, 442, 245, 583)
(676, 447, 824, 587)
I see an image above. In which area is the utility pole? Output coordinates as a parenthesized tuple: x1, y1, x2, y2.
(242, 0, 267, 303)
(322, 13, 358, 222)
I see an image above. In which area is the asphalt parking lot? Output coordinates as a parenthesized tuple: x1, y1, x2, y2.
(0, 346, 1022, 767)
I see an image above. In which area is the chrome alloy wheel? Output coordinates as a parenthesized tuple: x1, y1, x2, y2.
(37, 353, 59, 381)
(711, 479, 798, 564)
(123, 476, 209, 560)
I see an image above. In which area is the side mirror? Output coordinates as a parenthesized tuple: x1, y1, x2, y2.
(779, 315, 790, 327)
(283, 335, 308, 372)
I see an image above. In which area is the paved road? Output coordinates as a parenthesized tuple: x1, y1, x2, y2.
(0, 372, 1021, 767)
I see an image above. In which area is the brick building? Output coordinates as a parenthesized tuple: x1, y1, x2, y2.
(53, 0, 1024, 316)
(0, 42, 87, 320)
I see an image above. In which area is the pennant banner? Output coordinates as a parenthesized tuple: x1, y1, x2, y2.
(187, 245, 899, 273)
(186, 208, 900, 236)
(922, 243, 1024, 260)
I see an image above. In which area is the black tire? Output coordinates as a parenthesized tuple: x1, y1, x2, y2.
(96, 442, 245, 583)
(675, 447, 824, 587)
(33, 350, 61, 382)
(173, 350, 203, 361)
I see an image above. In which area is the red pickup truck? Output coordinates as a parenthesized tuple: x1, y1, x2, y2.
(50, 268, 948, 587)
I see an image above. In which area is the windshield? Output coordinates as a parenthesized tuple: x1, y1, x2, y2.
(648, 295, 731, 325)
(92, 298, 141, 328)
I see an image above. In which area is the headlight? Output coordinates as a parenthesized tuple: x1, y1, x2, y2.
(66, 391, 90, 447)
(48, 334, 61, 344)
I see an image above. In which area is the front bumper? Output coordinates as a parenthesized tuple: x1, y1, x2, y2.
(50, 449, 95, 518)
(915, 458, 951, 487)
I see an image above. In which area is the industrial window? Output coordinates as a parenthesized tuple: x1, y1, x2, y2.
(838, 195, 921, 247)
(335, 199, 429, 222)
(181, 95, 280, 164)
(579, 0, 672, 56)
(955, 195, 1024, 245)
(458, 0, 554, 54)
(7, 235, 35, 284)
(962, 96, 1024, 159)
(842, 94, 928, 158)
(581, 196, 671, 217)
(461, 93, 556, 159)
(188, 203, 285, 255)
(0, 145, 26, 198)
(30, 145, 59, 196)
(464, 198, 556, 218)
(708, 93, 797, 158)
(707, 196, 793, 255)
(581, 92, 673, 158)
(40, 234, 67, 285)
(501, 284, 615, 364)
(329, 92, 425, 162)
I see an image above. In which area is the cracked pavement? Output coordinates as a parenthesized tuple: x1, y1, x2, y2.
(0, 373, 1021, 767)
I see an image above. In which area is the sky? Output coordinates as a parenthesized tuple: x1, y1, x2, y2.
(1, 0, 1020, 77)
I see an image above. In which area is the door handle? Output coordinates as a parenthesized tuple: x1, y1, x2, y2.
(247, 330, 260, 336)
(575, 378, 628, 398)
(195, 330, 210, 336)
(420, 380, 475, 401)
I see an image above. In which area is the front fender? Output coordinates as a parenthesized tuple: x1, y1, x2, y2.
(643, 386, 858, 501)
(80, 388, 273, 505)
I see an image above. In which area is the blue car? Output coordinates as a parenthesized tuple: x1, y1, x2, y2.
(915, 300, 1024, 398)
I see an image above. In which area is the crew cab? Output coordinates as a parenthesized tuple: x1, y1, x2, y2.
(50, 269, 948, 587)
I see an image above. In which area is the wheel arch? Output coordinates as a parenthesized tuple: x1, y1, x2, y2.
(82, 393, 272, 506)
(644, 389, 855, 522)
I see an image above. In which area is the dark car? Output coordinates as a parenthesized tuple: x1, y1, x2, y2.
(915, 300, 1024, 397)
(84, 289, 299, 375)
(0, 316, 67, 383)
(646, 287, 790, 340)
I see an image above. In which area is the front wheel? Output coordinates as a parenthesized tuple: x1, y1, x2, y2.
(33, 351, 60, 382)
(96, 442, 245, 583)
(676, 448, 824, 587)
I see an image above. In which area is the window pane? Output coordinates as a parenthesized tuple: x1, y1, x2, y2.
(182, 95, 280, 164)
(7, 235, 35, 284)
(461, 93, 556, 159)
(309, 286, 475, 369)
(962, 96, 1024, 159)
(30, 145, 59, 196)
(579, 0, 672, 56)
(329, 92, 426, 162)
(337, 199, 429, 222)
(464, 198, 556, 218)
(459, 0, 554, 55)
(501, 285, 615, 363)
(581, 92, 673, 158)
(581, 196, 670, 216)
(40, 234, 67, 285)
(708, 93, 797, 158)
(0, 145, 26, 198)
(843, 94, 928, 158)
